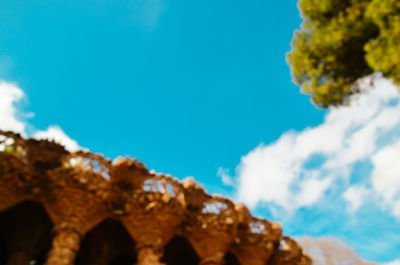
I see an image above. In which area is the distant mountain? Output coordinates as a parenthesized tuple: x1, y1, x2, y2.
(298, 237, 376, 265)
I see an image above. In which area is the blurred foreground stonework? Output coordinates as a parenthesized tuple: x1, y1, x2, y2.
(0, 130, 310, 265)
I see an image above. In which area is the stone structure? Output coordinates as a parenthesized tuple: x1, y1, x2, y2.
(0, 130, 311, 265)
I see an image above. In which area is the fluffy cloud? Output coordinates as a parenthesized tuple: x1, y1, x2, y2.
(0, 80, 81, 151)
(343, 185, 369, 212)
(370, 140, 400, 217)
(224, 75, 400, 218)
(33, 126, 80, 152)
(0, 81, 26, 134)
(217, 167, 235, 187)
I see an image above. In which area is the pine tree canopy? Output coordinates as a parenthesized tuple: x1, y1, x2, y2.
(288, 0, 400, 107)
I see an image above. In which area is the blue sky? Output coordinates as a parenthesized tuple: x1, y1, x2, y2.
(0, 1, 399, 263)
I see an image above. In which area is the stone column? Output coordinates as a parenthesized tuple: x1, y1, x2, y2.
(45, 226, 81, 265)
(199, 252, 225, 265)
(137, 246, 165, 265)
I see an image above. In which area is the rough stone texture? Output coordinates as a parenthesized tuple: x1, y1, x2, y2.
(0, 130, 312, 265)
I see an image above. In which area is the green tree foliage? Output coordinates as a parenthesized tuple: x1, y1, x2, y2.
(288, 0, 400, 107)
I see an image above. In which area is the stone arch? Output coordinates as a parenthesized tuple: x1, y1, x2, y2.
(161, 236, 200, 265)
(75, 219, 137, 265)
(0, 200, 53, 265)
(224, 252, 241, 265)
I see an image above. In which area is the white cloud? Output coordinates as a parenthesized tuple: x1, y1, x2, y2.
(0, 81, 26, 135)
(295, 175, 332, 208)
(33, 126, 80, 152)
(217, 167, 235, 187)
(343, 186, 369, 212)
(227, 75, 400, 217)
(371, 140, 400, 217)
(0, 80, 81, 151)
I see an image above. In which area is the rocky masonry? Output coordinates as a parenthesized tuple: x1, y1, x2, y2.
(0, 130, 311, 265)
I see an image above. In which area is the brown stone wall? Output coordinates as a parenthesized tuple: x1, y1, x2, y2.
(0, 130, 311, 265)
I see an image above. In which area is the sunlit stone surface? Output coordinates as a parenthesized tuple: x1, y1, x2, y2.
(0, 130, 311, 265)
